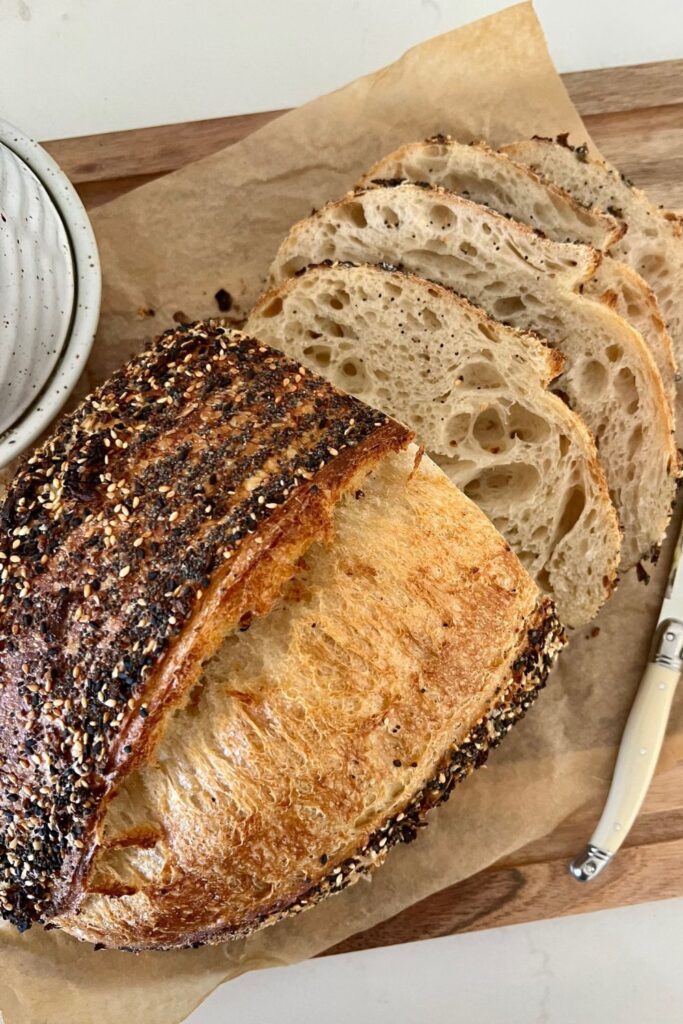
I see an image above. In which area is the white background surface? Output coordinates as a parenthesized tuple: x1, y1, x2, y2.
(2, 0, 683, 140)
(186, 897, 683, 1023)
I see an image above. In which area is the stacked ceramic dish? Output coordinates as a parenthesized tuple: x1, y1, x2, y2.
(0, 118, 100, 468)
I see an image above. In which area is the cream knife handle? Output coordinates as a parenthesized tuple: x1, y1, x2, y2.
(570, 619, 683, 882)
(591, 660, 678, 853)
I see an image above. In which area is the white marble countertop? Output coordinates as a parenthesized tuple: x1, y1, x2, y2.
(188, 896, 683, 1023)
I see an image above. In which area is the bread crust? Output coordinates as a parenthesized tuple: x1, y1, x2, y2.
(181, 596, 562, 954)
(0, 323, 411, 932)
(61, 597, 563, 950)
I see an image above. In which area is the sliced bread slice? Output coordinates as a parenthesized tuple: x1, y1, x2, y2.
(268, 182, 677, 569)
(359, 137, 676, 408)
(360, 137, 624, 249)
(248, 262, 621, 626)
(502, 136, 683, 409)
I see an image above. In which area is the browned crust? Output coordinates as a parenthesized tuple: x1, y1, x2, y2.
(359, 135, 626, 250)
(94, 596, 564, 951)
(663, 209, 683, 235)
(0, 322, 412, 932)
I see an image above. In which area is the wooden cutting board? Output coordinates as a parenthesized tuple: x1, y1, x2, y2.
(43, 58, 683, 953)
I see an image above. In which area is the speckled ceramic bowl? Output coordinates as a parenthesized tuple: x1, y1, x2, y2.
(0, 143, 75, 436)
(0, 119, 101, 469)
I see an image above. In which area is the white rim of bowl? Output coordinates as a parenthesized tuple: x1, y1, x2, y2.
(0, 118, 101, 470)
(0, 142, 77, 436)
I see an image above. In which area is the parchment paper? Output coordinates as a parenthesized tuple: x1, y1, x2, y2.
(2, 4, 681, 1022)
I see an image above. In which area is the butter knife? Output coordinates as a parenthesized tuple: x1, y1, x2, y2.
(570, 517, 683, 881)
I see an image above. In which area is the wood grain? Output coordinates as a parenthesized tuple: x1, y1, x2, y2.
(75, 173, 167, 209)
(44, 109, 284, 184)
(42, 59, 683, 211)
(323, 762, 683, 956)
(563, 59, 683, 115)
(324, 834, 683, 955)
(39, 58, 683, 952)
(584, 105, 683, 207)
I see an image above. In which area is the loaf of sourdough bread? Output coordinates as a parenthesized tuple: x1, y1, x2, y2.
(0, 322, 563, 949)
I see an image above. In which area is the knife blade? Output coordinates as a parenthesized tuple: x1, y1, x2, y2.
(658, 516, 683, 624)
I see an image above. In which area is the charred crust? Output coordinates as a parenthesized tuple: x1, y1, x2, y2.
(113, 598, 564, 951)
(0, 322, 410, 932)
(531, 133, 589, 161)
(636, 561, 651, 585)
(213, 289, 232, 313)
(367, 177, 407, 189)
